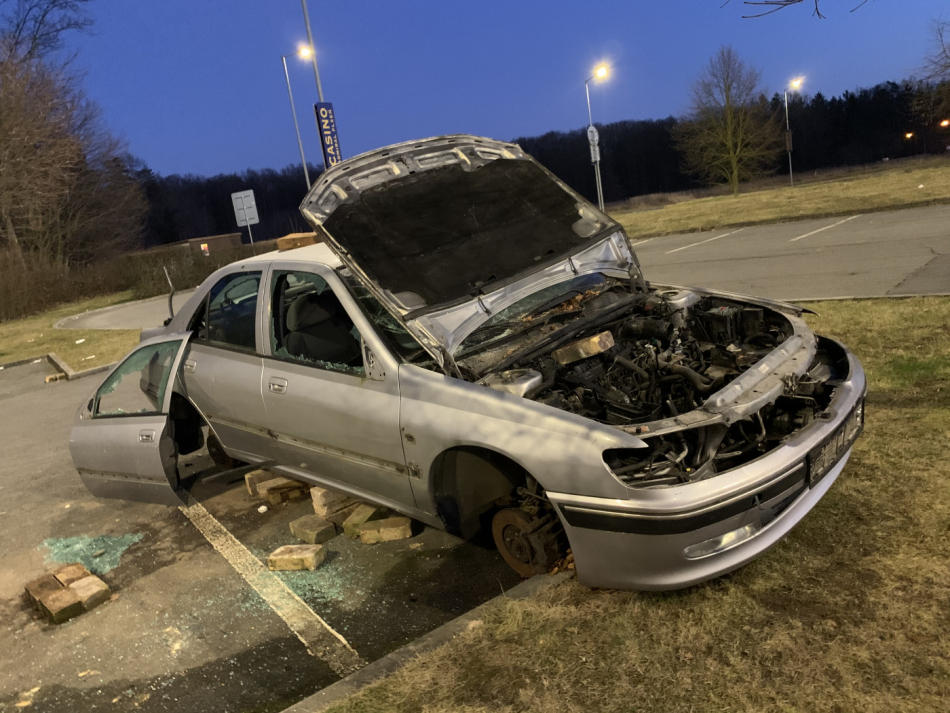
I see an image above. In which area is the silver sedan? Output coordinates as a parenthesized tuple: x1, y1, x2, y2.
(70, 136, 865, 590)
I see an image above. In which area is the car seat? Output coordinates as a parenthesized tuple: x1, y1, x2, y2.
(285, 291, 361, 366)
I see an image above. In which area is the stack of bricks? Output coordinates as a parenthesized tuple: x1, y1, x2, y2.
(310, 486, 361, 526)
(24, 563, 112, 624)
(245, 469, 310, 505)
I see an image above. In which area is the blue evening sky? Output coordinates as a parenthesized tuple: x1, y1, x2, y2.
(63, 1, 947, 177)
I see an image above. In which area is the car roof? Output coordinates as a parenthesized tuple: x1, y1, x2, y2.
(235, 241, 343, 269)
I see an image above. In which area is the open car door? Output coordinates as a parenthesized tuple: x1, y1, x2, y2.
(69, 334, 191, 506)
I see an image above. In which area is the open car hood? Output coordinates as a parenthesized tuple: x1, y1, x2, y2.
(299, 135, 639, 363)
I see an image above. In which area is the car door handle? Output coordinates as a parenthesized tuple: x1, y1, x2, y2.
(268, 377, 288, 394)
(183, 359, 197, 373)
(139, 429, 155, 443)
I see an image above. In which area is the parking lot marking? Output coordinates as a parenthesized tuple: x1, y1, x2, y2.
(179, 498, 364, 676)
(789, 215, 858, 242)
(665, 228, 744, 254)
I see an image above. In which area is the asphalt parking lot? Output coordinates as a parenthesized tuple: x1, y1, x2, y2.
(0, 361, 519, 712)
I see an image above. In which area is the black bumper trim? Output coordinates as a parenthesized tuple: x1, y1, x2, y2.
(561, 466, 807, 536)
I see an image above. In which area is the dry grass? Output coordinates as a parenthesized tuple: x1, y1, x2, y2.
(327, 297, 950, 713)
(0, 292, 140, 371)
(612, 159, 950, 239)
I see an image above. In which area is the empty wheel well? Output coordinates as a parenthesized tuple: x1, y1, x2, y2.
(430, 447, 528, 539)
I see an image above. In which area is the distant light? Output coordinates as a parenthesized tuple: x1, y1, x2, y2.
(595, 64, 609, 80)
(298, 45, 312, 59)
(905, 132, 914, 139)
(789, 76, 805, 91)
(941, 119, 950, 128)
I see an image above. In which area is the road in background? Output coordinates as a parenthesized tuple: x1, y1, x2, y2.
(633, 204, 950, 300)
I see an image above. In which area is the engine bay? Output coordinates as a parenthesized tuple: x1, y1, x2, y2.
(461, 276, 848, 488)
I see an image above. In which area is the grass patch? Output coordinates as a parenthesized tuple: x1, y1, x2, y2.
(327, 297, 950, 713)
(0, 292, 140, 371)
(613, 159, 950, 239)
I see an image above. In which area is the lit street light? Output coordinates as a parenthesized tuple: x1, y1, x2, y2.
(784, 77, 804, 187)
(941, 119, 950, 128)
(281, 46, 313, 189)
(585, 63, 609, 211)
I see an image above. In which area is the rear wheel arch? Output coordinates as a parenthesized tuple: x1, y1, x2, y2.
(428, 446, 530, 539)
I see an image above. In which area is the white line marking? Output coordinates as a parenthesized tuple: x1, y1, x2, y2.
(665, 228, 745, 254)
(789, 215, 858, 242)
(179, 498, 363, 675)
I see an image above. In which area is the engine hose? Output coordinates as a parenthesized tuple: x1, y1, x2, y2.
(620, 318, 674, 343)
(614, 356, 655, 397)
(657, 355, 723, 395)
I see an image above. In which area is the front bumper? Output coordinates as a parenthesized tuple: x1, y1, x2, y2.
(548, 345, 866, 591)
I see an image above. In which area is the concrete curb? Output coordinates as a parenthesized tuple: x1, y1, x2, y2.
(790, 292, 950, 303)
(283, 571, 573, 713)
(0, 353, 115, 381)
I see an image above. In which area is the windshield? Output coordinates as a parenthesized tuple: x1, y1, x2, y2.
(456, 273, 608, 354)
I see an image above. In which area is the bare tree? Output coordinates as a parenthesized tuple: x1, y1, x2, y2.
(673, 46, 783, 196)
(0, 0, 91, 62)
(915, 20, 950, 126)
(725, 0, 870, 19)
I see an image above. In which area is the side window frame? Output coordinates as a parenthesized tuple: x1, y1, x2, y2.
(188, 269, 263, 355)
(266, 267, 366, 377)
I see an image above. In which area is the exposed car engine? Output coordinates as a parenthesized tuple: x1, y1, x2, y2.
(463, 278, 847, 489)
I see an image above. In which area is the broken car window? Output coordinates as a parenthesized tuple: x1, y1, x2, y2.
(270, 270, 365, 376)
(94, 340, 182, 418)
(337, 269, 428, 363)
(203, 271, 261, 351)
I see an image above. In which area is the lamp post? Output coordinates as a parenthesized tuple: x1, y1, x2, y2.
(300, 0, 325, 102)
(282, 46, 313, 190)
(784, 77, 804, 187)
(905, 131, 918, 157)
(585, 64, 609, 211)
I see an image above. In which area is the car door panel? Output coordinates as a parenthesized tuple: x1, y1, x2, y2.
(260, 264, 415, 509)
(70, 335, 190, 506)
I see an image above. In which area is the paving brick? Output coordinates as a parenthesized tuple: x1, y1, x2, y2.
(289, 515, 337, 545)
(258, 477, 309, 505)
(244, 469, 276, 496)
(358, 516, 413, 544)
(53, 563, 92, 587)
(266, 544, 326, 571)
(69, 576, 111, 611)
(324, 502, 361, 526)
(343, 503, 387, 539)
(310, 487, 359, 517)
(38, 587, 84, 624)
(24, 574, 63, 608)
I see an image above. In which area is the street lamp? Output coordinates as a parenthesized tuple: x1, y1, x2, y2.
(940, 120, 949, 128)
(300, 0, 325, 102)
(585, 63, 609, 211)
(784, 77, 804, 187)
(282, 46, 313, 189)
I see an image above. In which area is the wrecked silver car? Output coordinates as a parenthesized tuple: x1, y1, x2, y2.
(70, 135, 865, 590)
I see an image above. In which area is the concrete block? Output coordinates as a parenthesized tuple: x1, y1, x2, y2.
(290, 515, 337, 545)
(69, 575, 111, 611)
(343, 503, 387, 539)
(245, 469, 276, 496)
(53, 563, 92, 587)
(24, 574, 62, 608)
(310, 486, 357, 516)
(324, 502, 361, 526)
(267, 544, 326, 571)
(258, 477, 308, 505)
(38, 587, 84, 624)
(358, 516, 413, 544)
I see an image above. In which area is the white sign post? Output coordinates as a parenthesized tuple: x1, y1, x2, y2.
(231, 190, 260, 244)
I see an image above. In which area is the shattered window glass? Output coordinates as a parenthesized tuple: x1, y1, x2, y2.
(337, 269, 428, 363)
(205, 271, 261, 350)
(94, 340, 182, 418)
(270, 270, 365, 376)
